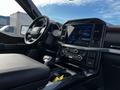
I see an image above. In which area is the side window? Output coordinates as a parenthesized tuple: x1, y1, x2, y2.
(21, 25, 29, 35)
(5, 27, 14, 33)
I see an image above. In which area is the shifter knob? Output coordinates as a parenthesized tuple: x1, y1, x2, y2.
(43, 55, 52, 65)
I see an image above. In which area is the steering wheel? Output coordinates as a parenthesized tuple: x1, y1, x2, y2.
(24, 16, 49, 44)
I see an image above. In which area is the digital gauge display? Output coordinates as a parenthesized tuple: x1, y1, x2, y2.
(66, 24, 94, 45)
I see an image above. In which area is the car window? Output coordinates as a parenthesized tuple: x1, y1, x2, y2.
(21, 25, 29, 35)
(5, 27, 14, 33)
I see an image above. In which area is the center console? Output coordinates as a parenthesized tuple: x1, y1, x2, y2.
(43, 18, 106, 90)
(58, 18, 106, 75)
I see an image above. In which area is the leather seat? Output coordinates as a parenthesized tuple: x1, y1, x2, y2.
(0, 54, 50, 90)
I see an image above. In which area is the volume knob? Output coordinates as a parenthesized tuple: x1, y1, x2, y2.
(74, 49, 78, 53)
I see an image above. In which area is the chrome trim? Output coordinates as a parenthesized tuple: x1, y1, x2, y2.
(110, 45, 120, 49)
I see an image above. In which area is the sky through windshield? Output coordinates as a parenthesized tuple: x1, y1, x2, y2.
(0, 0, 120, 24)
(33, 0, 120, 24)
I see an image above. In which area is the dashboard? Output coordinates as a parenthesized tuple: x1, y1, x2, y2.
(58, 18, 106, 74)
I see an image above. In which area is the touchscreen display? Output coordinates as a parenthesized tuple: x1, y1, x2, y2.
(66, 24, 93, 45)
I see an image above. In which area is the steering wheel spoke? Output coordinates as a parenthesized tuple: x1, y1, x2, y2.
(29, 37, 36, 42)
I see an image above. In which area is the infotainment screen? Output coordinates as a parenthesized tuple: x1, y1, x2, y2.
(66, 24, 94, 45)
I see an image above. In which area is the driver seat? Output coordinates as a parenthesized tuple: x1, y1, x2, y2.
(0, 53, 50, 90)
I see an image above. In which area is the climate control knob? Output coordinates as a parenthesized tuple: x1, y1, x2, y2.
(77, 55, 83, 61)
(74, 49, 78, 53)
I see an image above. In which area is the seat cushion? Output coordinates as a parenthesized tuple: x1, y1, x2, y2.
(0, 54, 50, 90)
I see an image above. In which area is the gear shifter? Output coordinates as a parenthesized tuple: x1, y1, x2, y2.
(43, 55, 53, 66)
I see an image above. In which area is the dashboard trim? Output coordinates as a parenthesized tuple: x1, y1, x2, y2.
(58, 42, 120, 55)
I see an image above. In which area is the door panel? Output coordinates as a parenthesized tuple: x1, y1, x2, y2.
(0, 43, 31, 54)
(0, 32, 30, 54)
(0, 33, 24, 44)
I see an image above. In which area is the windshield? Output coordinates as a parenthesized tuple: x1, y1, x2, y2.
(32, 0, 120, 24)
